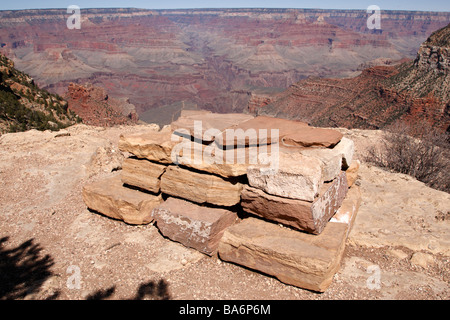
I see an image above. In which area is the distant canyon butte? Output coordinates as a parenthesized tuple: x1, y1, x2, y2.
(1, 8, 449, 124)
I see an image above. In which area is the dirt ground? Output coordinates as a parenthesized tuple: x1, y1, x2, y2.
(0, 124, 448, 301)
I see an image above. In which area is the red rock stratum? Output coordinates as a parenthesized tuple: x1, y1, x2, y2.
(1, 8, 449, 122)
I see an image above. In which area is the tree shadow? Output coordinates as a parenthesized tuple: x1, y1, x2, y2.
(0, 236, 56, 300)
(86, 279, 171, 300)
(0, 236, 171, 300)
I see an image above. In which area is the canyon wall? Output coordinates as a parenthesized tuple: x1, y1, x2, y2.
(0, 8, 449, 123)
(256, 23, 450, 132)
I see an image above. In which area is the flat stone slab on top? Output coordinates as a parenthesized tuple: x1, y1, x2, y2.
(281, 127, 343, 148)
(216, 116, 309, 147)
(171, 112, 254, 142)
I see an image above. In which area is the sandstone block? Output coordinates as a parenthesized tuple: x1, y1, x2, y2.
(216, 115, 308, 147)
(247, 151, 323, 202)
(121, 157, 167, 193)
(160, 166, 243, 206)
(152, 198, 238, 256)
(241, 171, 348, 234)
(82, 174, 163, 225)
(172, 139, 250, 177)
(333, 137, 355, 169)
(331, 185, 361, 236)
(345, 160, 360, 187)
(171, 112, 254, 142)
(298, 137, 355, 181)
(218, 217, 348, 292)
(295, 147, 342, 182)
(173, 138, 279, 178)
(281, 127, 343, 148)
(118, 128, 177, 164)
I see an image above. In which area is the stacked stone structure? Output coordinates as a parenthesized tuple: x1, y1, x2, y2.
(82, 111, 361, 292)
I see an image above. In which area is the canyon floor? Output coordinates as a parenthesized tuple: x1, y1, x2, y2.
(0, 124, 448, 300)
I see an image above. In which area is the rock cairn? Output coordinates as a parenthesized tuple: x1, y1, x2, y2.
(82, 110, 361, 292)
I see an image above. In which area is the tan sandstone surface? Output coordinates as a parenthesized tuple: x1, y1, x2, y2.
(0, 124, 448, 300)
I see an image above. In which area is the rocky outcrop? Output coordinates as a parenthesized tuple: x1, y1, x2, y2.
(65, 83, 138, 127)
(0, 53, 78, 134)
(415, 23, 450, 74)
(2, 122, 449, 299)
(256, 24, 450, 133)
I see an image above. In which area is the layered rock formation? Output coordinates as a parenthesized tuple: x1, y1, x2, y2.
(65, 83, 138, 127)
(0, 8, 449, 123)
(82, 112, 361, 292)
(256, 23, 450, 133)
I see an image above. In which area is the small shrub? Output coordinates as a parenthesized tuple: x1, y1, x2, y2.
(366, 122, 450, 193)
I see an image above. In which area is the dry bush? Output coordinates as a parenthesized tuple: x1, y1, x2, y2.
(366, 122, 450, 193)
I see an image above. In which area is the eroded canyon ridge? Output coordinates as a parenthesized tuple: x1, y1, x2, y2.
(257, 23, 450, 132)
(0, 8, 449, 126)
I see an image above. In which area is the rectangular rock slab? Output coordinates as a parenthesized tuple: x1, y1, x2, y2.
(171, 113, 254, 142)
(218, 217, 348, 292)
(118, 127, 177, 164)
(160, 166, 243, 206)
(281, 127, 343, 148)
(82, 174, 163, 225)
(172, 138, 251, 178)
(247, 151, 323, 202)
(121, 158, 167, 193)
(216, 115, 309, 147)
(152, 198, 238, 256)
(174, 139, 279, 178)
(241, 171, 348, 234)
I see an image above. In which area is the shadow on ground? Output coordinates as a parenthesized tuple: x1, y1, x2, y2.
(0, 236, 170, 300)
(0, 236, 54, 300)
(86, 279, 171, 300)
